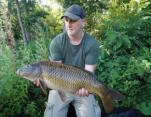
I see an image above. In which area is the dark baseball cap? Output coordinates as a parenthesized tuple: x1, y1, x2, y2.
(61, 4, 85, 21)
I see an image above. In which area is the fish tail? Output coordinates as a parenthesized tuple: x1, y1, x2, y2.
(96, 87, 124, 113)
(94, 87, 114, 113)
(107, 88, 124, 101)
(98, 92, 114, 113)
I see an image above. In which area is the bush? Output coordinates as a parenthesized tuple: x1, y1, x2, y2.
(96, 0, 151, 115)
(0, 23, 52, 116)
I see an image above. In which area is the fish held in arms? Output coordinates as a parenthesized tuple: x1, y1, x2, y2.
(16, 61, 124, 113)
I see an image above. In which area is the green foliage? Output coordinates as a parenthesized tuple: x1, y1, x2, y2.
(95, 0, 151, 115)
(136, 84, 151, 115)
(0, 19, 52, 116)
(0, 1, 64, 116)
(11, 6, 50, 40)
(24, 7, 49, 26)
(1, 0, 151, 116)
(0, 44, 29, 116)
(137, 102, 151, 115)
(63, 0, 107, 13)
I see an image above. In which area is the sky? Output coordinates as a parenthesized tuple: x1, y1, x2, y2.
(38, 0, 62, 10)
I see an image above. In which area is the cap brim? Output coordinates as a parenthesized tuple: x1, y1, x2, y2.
(61, 12, 80, 21)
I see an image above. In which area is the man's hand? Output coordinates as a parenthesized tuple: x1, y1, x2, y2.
(33, 79, 41, 87)
(75, 88, 89, 96)
(33, 79, 48, 89)
(75, 64, 95, 97)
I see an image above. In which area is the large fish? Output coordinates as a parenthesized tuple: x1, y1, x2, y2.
(16, 61, 124, 113)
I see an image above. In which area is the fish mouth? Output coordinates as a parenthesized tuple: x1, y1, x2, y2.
(16, 70, 34, 82)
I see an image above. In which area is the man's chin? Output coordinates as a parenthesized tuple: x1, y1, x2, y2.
(67, 31, 75, 36)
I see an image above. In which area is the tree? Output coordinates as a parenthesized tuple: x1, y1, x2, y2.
(15, 0, 30, 44)
(23, 0, 29, 14)
(0, 0, 15, 47)
(96, 0, 151, 115)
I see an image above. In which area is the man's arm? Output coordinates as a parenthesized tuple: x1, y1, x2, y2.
(75, 64, 96, 96)
(85, 64, 96, 73)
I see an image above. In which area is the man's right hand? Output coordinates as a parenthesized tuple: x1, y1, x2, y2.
(34, 79, 48, 90)
(33, 79, 41, 87)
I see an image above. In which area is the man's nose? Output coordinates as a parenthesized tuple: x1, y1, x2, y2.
(66, 21, 72, 27)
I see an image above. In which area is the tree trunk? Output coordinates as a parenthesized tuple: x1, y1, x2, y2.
(15, 0, 28, 44)
(0, 0, 15, 47)
(23, 0, 29, 15)
(23, 0, 31, 42)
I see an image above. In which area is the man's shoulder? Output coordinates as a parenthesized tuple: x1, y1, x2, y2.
(84, 32, 99, 46)
(51, 32, 67, 46)
(54, 32, 67, 41)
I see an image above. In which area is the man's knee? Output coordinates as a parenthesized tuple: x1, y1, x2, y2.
(44, 90, 70, 117)
(47, 90, 60, 102)
(74, 95, 101, 117)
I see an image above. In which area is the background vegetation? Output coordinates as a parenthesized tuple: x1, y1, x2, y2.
(0, 0, 151, 117)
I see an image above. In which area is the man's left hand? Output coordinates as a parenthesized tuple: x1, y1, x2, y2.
(75, 88, 89, 96)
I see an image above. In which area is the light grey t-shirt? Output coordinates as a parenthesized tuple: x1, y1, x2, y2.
(49, 32, 99, 68)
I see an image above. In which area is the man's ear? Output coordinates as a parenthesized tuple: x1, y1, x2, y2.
(82, 19, 86, 26)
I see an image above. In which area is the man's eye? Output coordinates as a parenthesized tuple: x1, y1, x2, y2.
(70, 20, 77, 23)
(65, 18, 77, 23)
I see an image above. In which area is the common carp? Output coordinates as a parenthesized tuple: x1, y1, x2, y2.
(16, 61, 124, 113)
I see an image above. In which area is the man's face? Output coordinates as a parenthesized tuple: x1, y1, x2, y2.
(64, 17, 84, 36)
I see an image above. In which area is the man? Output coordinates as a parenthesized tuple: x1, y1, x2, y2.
(35, 4, 101, 117)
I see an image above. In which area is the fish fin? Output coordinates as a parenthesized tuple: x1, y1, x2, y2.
(58, 91, 66, 102)
(39, 80, 47, 95)
(98, 92, 114, 113)
(107, 88, 124, 101)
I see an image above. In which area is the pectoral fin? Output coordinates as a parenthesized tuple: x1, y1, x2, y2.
(39, 80, 47, 95)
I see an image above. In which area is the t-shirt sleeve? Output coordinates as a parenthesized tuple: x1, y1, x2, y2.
(49, 37, 62, 61)
(85, 40, 99, 65)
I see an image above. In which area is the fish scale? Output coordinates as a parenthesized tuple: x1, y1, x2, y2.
(16, 61, 124, 113)
(48, 69, 82, 90)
